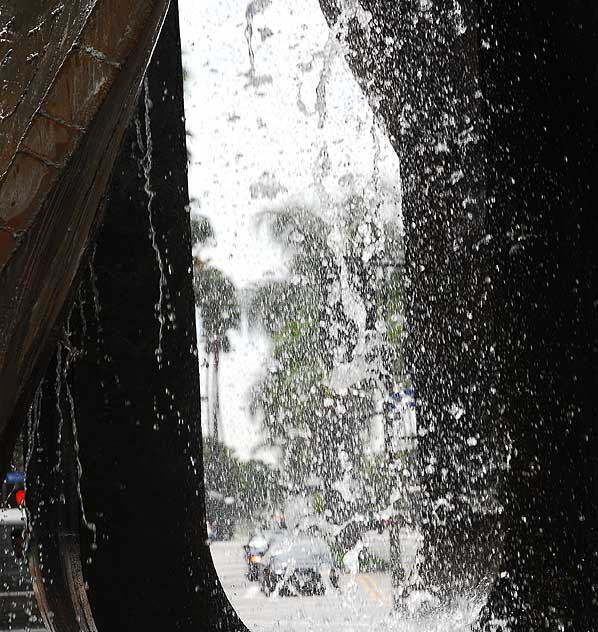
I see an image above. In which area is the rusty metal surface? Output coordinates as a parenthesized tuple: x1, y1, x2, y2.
(0, 0, 170, 470)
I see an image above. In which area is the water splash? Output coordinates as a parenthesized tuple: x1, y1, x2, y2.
(451, 0, 467, 36)
(62, 343, 97, 549)
(23, 382, 43, 554)
(296, 51, 324, 116)
(310, 29, 341, 207)
(371, 119, 381, 194)
(332, 0, 373, 45)
(24, 381, 43, 487)
(88, 244, 102, 336)
(54, 343, 65, 475)
(314, 37, 337, 130)
(244, 0, 273, 88)
(76, 284, 88, 342)
(42, 318, 99, 550)
(136, 77, 167, 367)
(313, 143, 332, 207)
(327, 248, 370, 392)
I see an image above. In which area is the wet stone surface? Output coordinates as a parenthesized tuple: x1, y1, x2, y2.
(41, 49, 118, 129)
(80, 0, 152, 63)
(0, 152, 55, 228)
(21, 114, 82, 167)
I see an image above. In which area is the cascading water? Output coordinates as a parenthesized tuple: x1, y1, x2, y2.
(314, 37, 337, 130)
(61, 324, 97, 548)
(22, 382, 43, 559)
(54, 343, 65, 475)
(88, 246, 103, 337)
(24, 383, 43, 480)
(244, 0, 273, 88)
(136, 77, 167, 367)
(311, 32, 337, 207)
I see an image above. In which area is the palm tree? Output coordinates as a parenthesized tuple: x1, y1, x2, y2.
(193, 260, 240, 441)
(249, 195, 405, 503)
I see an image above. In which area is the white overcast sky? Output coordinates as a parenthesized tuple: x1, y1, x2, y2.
(178, 0, 401, 460)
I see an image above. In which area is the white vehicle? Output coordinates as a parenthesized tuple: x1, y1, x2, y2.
(0, 507, 26, 527)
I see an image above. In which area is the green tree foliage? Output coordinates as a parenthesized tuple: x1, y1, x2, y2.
(249, 195, 405, 493)
(202, 437, 284, 537)
(193, 264, 240, 354)
(190, 214, 214, 247)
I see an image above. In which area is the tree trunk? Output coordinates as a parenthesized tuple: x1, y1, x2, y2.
(26, 3, 249, 630)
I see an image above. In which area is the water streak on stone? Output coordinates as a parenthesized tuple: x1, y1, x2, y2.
(136, 77, 166, 366)
(54, 343, 64, 475)
(88, 245, 102, 335)
(63, 345, 97, 548)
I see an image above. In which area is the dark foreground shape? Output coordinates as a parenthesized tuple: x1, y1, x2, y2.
(0, 0, 171, 478)
(476, 3, 598, 630)
(27, 3, 249, 630)
(318, 0, 499, 597)
(319, 1, 598, 629)
(5, 1, 597, 630)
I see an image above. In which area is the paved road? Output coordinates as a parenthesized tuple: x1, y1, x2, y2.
(0, 531, 478, 632)
(210, 538, 411, 632)
(210, 535, 482, 632)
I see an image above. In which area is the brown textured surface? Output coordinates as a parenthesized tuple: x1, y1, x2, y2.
(0, 1, 64, 175)
(0, 0, 96, 178)
(0, 230, 17, 271)
(0, 0, 179, 632)
(21, 114, 82, 166)
(80, 0, 153, 62)
(42, 49, 118, 128)
(0, 152, 56, 228)
(0, 0, 154, 278)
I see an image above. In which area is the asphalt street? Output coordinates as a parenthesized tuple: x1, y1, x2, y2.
(0, 530, 481, 632)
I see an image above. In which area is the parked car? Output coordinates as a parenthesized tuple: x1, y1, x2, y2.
(259, 535, 339, 596)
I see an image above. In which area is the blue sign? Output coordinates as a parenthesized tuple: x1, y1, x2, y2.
(4, 472, 24, 484)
